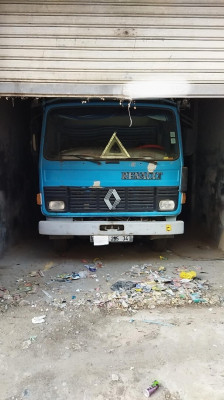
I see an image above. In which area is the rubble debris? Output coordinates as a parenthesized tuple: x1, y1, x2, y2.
(111, 281, 137, 291)
(55, 273, 80, 282)
(29, 270, 44, 277)
(18, 282, 39, 294)
(89, 264, 220, 311)
(0, 288, 8, 298)
(52, 299, 67, 309)
(190, 293, 206, 303)
(144, 380, 159, 397)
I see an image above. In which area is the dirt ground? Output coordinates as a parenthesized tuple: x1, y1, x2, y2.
(1, 234, 224, 400)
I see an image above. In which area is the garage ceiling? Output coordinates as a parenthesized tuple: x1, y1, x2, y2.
(0, 0, 224, 98)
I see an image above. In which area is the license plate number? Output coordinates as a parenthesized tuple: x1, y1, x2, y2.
(90, 235, 133, 243)
(109, 235, 133, 243)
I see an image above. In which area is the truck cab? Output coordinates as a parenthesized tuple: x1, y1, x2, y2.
(38, 99, 186, 246)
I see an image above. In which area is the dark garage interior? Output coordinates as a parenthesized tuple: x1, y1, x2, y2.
(0, 97, 224, 256)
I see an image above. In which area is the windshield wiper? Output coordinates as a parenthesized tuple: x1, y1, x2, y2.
(59, 154, 101, 165)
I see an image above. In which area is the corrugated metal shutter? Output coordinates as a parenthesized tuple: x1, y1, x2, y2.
(1, 0, 224, 98)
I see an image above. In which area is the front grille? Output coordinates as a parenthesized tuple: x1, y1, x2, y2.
(44, 186, 179, 213)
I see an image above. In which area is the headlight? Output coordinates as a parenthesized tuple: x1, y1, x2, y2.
(48, 200, 65, 211)
(159, 200, 175, 211)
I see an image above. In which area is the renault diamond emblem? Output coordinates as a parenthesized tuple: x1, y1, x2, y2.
(104, 189, 121, 210)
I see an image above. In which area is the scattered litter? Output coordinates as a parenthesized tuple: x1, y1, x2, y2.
(0, 288, 7, 298)
(44, 261, 54, 271)
(72, 295, 76, 300)
(18, 282, 38, 294)
(142, 320, 175, 327)
(19, 299, 30, 306)
(18, 282, 35, 293)
(78, 270, 89, 279)
(55, 273, 80, 282)
(89, 263, 218, 311)
(90, 273, 97, 279)
(179, 270, 197, 279)
(22, 336, 37, 349)
(144, 380, 159, 397)
(32, 315, 46, 324)
(129, 319, 174, 327)
(52, 299, 67, 309)
(22, 340, 32, 349)
(84, 264, 97, 272)
(135, 283, 151, 293)
(129, 264, 153, 277)
(23, 389, 30, 397)
(159, 256, 167, 260)
(93, 258, 103, 268)
(158, 266, 166, 272)
(111, 281, 137, 291)
(29, 270, 44, 277)
(82, 257, 104, 270)
(30, 335, 37, 342)
(190, 293, 206, 303)
(42, 290, 53, 299)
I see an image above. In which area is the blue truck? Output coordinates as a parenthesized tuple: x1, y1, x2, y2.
(37, 99, 187, 247)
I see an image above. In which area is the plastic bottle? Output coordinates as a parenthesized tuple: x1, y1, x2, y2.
(144, 380, 159, 397)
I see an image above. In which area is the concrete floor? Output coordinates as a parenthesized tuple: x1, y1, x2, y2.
(1, 234, 224, 400)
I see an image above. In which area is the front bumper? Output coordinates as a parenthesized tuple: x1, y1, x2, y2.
(39, 219, 184, 236)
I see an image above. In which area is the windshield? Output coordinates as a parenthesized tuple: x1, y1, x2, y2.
(44, 105, 179, 161)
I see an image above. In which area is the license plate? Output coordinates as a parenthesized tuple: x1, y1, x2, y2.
(90, 235, 133, 244)
(109, 235, 133, 243)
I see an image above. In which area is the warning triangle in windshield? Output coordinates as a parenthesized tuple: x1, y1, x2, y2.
(100, 132, 130, 158)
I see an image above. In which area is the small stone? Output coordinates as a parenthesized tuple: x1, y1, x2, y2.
(121, 300, 128, 308)
(22, 340, 32, 349)
(111, 374, 119, 381)
(19, 300, 30, 306)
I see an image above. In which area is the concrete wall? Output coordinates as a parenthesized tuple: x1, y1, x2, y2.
(0, 98, 33, 256)
(197, 99, 224, 248)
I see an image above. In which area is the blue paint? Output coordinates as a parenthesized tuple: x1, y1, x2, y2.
(39, 100, 184, 234)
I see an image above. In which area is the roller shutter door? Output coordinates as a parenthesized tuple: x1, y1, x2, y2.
(0, 0, 224, 98)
